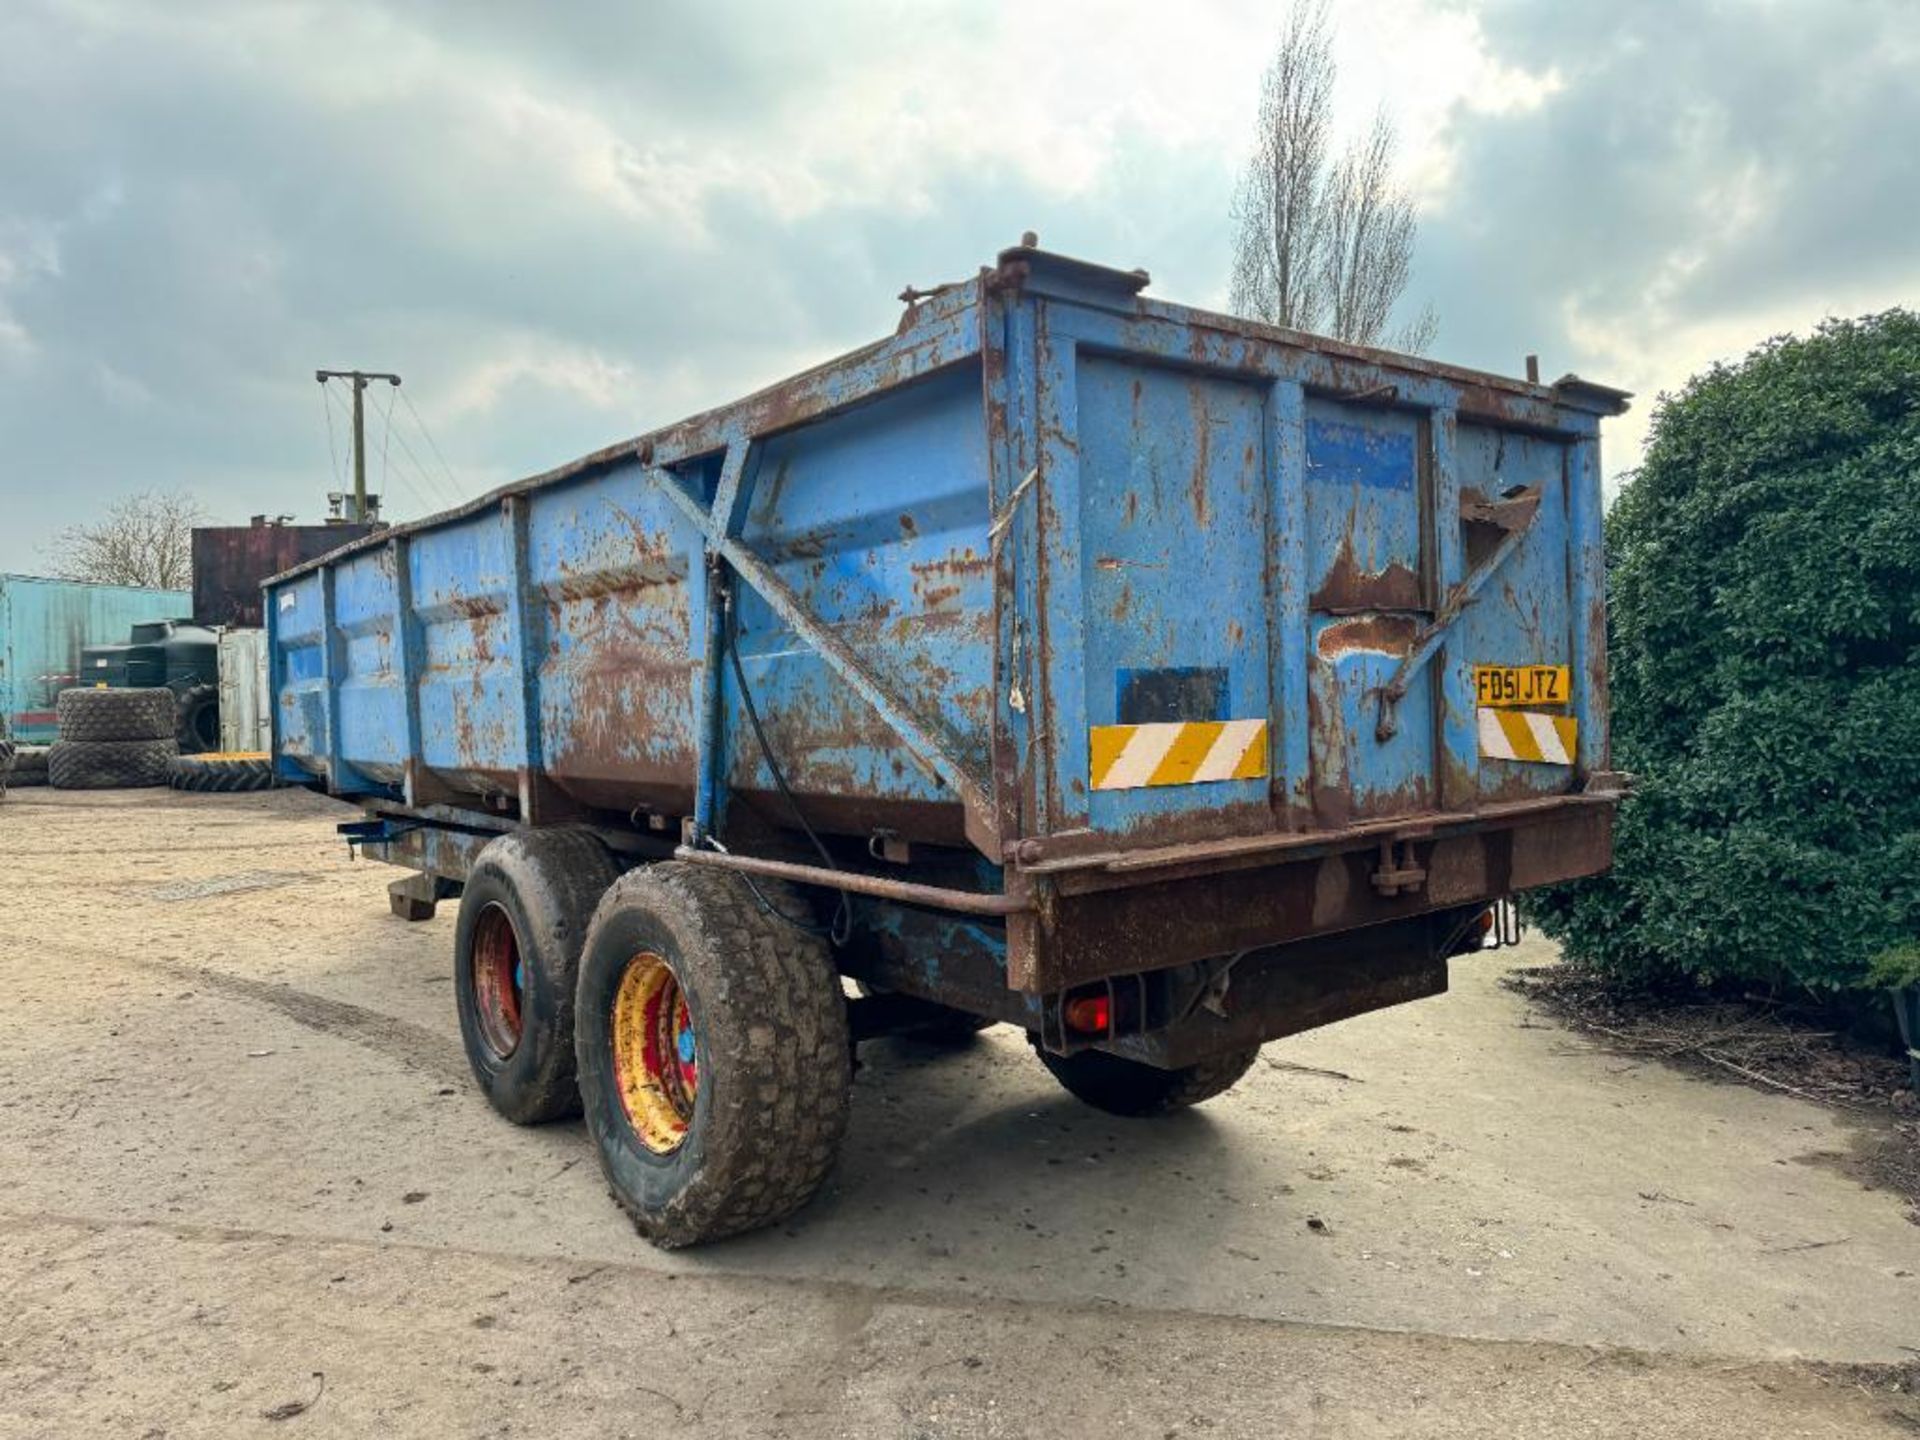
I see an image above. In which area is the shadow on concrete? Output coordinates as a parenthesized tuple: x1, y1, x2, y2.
(703, 1029, 1311, 1315)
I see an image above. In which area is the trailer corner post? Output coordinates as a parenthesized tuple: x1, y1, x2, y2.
(1566, 426, 1609, 774)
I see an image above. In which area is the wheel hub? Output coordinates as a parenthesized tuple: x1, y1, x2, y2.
(470, 903, 524, 1059)
(610, 951, 699, 1155)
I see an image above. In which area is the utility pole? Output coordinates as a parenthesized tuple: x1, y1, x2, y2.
(316, 369, 401, 523)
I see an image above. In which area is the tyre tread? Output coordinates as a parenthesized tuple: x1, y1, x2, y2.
(47, 737, 177, 789)
(455, 827, 622, 1125)
(580, 863, 850, 1248)
(174, 682, 219, 753)
(167, 755, 279, 792)
(56, 687, 177, 742)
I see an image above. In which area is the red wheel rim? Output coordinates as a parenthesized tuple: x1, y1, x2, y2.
(610, 951, 699, 1155)
(470, 903, 523, 1059)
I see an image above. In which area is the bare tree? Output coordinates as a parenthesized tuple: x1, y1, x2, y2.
(46, 489, 206, 589)
(1229, 1, 1435, 352)
(1228, 0, 1335, 334)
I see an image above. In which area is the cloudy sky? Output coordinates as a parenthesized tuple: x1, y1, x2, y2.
(2, 0, 1915, 574)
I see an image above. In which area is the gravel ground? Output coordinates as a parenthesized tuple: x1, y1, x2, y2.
(1, 786, 1915, 1438)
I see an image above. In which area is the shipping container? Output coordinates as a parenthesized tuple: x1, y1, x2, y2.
(218, 627, 271, 754)
(0, 575, 192, 742)
(266, 242, 1630, 1246)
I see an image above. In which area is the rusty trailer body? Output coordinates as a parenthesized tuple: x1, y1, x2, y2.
(266, 244, 1626, 1239)
(193, 520, 376, 629)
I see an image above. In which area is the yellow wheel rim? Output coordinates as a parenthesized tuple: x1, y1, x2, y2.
(610, 951, 699, 1155)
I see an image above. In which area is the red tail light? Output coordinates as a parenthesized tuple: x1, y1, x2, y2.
(1063, 994, 1111, 1034)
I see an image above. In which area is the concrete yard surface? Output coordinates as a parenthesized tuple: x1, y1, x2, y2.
(0, 787, 1915, 1437)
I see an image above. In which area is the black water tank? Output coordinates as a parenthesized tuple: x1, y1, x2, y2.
(126, 620, 220, 689)
(79, 619, 218, 691)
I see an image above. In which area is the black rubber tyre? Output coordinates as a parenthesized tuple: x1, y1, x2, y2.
(174, 683, 220, 754)
(575, 863, 851, 1248)
(47, 737, 177, 790)
(55, 687, 176, 742)
(167, 753, 280, 793)
(453, 828, 623, 1125)
(1034, 1042, 1262, 1117)
(5, 745, 47, 789)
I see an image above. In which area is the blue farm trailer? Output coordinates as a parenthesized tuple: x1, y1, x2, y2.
(266, 242, 1629, 1246)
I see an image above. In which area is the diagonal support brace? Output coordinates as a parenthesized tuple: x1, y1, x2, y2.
(1376, 488, 1541, 742)
(649, 459, 1001, 856)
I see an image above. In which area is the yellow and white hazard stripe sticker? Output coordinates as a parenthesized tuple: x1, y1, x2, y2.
(1477, 707, 1577, 765)
(1090, 720, 1268, 791)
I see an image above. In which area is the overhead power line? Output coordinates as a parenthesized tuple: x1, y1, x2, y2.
(379, 380, 398, 502)
(315, 368, 401, 523)
(318, 379, 346, 493)
(399, 388, 463, 499)
(323, 379, 432, 514)
(383, 413, 462, 511)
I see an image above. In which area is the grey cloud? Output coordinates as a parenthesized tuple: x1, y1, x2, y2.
(1417, 0, 1920, 378)
(3, 0, 1913, 570)
(0, 0, 1241, 569)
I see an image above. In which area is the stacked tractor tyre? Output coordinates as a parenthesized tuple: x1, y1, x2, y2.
(2, 743, 49, 791)
(48, 687, 177, 789)
(167, 752, 281, 793)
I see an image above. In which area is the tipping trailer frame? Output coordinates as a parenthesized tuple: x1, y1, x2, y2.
(268, 241, 1628, 1085)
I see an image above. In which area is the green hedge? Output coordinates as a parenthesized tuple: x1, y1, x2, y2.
(1528, 311, 1920, 992)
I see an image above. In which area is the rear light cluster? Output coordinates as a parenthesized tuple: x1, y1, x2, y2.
(1452, 899, 1523, 955)
(1062, 994, 1111, 1035)
(1045, 975, 1149, 1052)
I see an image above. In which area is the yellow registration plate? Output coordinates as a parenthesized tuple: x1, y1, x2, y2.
(1475, 665, 1570, 707)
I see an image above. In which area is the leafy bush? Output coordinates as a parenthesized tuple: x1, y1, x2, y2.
(1869, 944, 1920, 991)
(1529, 311, 1920, 993)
